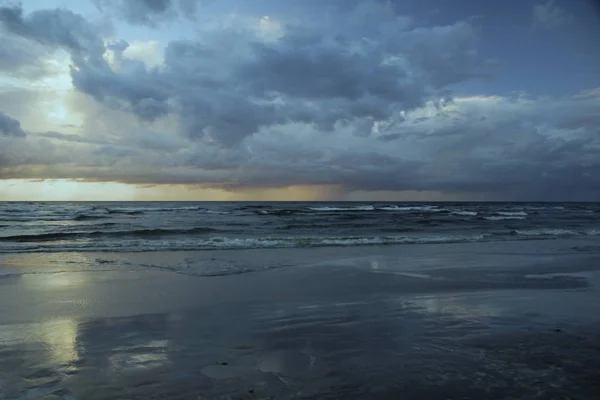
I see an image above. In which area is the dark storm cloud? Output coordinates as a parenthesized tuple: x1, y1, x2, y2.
(0, 112, 26, 137)
(52, 4, 485, 145)
(69, 50, 171, 121)
(393, 96, 600, 200)
(241, 36, 416, 102)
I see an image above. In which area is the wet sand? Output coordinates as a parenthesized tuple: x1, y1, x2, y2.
(1, 240, 600, 399)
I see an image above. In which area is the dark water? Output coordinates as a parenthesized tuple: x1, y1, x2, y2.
(1, 202, 599, 253)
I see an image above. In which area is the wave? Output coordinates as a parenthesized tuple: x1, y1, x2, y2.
(106, 209, 145, 215)
(0, 227, 219, 242)
(256, 209, 298, 216)
(278, 222, 378, 230)
(73, 214, 109, 221)
(307, 205, 444, 213)
(255, 204, 445, 214)
(278, 223, 332, 230)
(379, 205, 440, 212)
(238, 205, 270, 210)
(205, 210, 231, 215)
(483, 216, 526, 221)
(2, 227, 599, 253)
(105, 206, 230, 215)
(0, 208, 27, 213)
(496, 211, 528, 217)
(106, 205, 207, 214)
(0, 216, 68, 222)
(0, 233, 492, 252)
(511, 228, 599, 237)
(308, 205, 376, 212)
(451, 210, 478, 216)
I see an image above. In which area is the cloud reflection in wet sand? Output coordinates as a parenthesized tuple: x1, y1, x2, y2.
(0, 314, 175, 399)
(0, 295, 599, 399)
(0, 248, 600, 399)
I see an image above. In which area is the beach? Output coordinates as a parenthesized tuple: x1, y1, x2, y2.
(1, 238, 599, 399)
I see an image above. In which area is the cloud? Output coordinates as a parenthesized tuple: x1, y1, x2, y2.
(532, 0, 573, 30)
(0, 2, 598, 200)
(93, 0, 197, 27)
(121, 40, 163, 67)
(0, 112, 26, 137)
(0, 5, 105, 58)
(88, 6, 486, 144)
(1, 89, 599, 200)
(1, 2, 489, 147)
(0, 7, 78, 80)
(36, 131, 107, 145)
(0, 35, 52, 78)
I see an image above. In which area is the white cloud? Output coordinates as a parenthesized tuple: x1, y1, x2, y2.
(123, 40, 163, 67)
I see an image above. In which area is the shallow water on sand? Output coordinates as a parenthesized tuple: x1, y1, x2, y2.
(1, 240, 599, 399)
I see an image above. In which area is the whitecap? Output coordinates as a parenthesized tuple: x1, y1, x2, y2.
(484, 216, 526, 221)
(308, 205, 375, 212)
(451, 210, 478, 216)
(379, 205, 440, 212)
(496, 211, 528, 217)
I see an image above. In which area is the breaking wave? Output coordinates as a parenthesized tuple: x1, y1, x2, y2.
(308, 205, 376, 212)
(0, 233, 490, 252)
(484, 216, 526, 221)
(451, 210, 478, 216)
(2, 228, 599, 253)
(511, 228, 594, 237)
(379, 205, 441, 212)
(496, 211, 528, 217)
(256, 209, 299, 216)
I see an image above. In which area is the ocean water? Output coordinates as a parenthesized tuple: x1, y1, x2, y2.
(1, 201, 599, 254)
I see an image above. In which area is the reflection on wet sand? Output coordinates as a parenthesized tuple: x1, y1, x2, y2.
(1, 247, 600, 399)
(78, 314, 171, 377)
(0, 314, 173, 399)
(1, 287, 599, 399)
(0, 319, 79, 399)
(0, 319, 78, 365)
(411, 293, 501, 320)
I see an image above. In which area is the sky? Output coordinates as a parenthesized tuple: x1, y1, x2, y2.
(0, 0, 599, 201)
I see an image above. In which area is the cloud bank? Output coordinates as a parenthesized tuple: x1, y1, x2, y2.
(0, 1, 598, 200)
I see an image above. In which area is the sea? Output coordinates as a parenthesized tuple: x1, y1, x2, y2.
(1, 201, 599, 255)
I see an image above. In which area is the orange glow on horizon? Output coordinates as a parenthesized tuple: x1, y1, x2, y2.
(0, 179, 344, 201)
